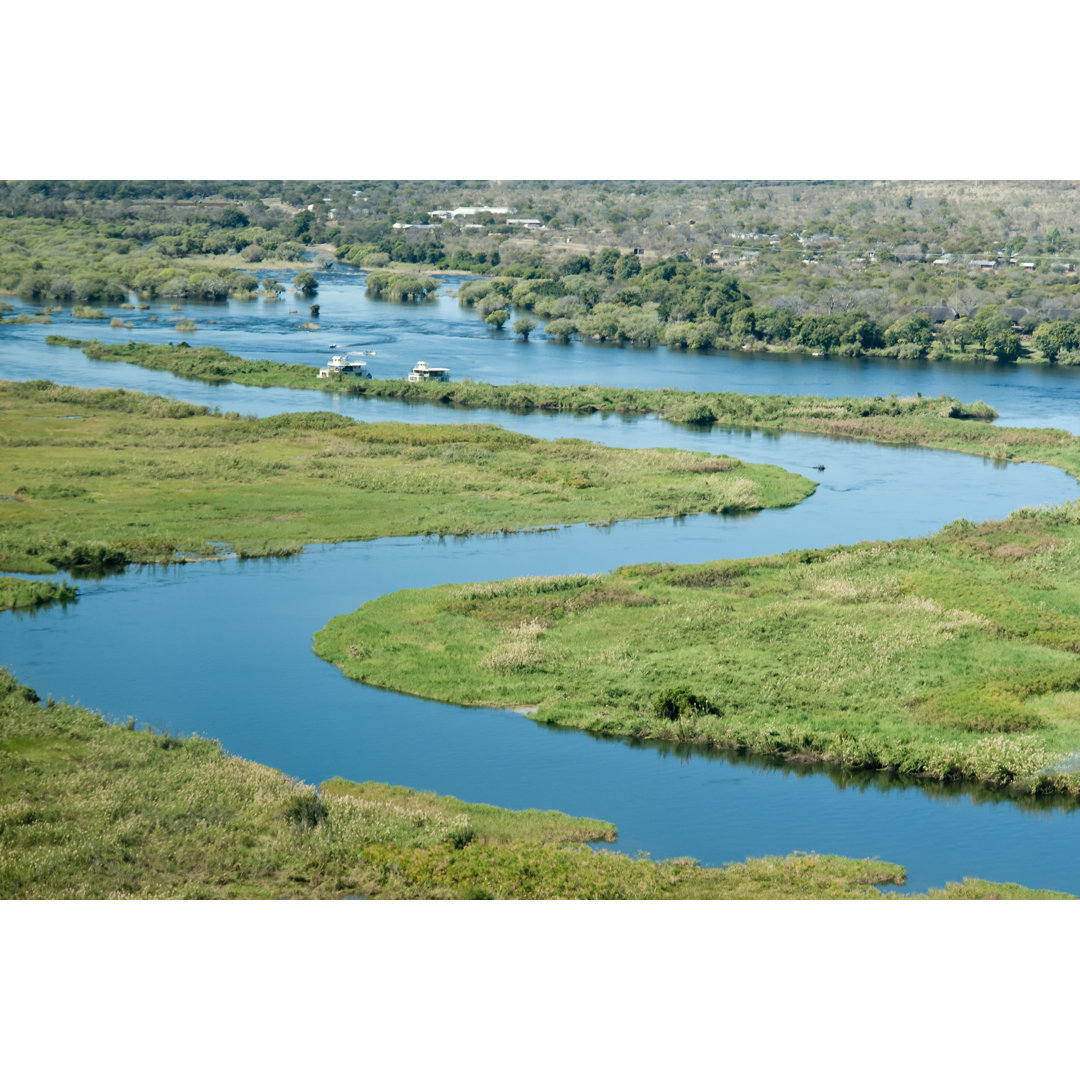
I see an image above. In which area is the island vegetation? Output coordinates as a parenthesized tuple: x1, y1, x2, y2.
(0, 380, 814, 573)
(314, 502, 1080, 800)
(44, 339, 1080, 482)
(0, 577, 75, 611)
(1, 669, 1067, 899)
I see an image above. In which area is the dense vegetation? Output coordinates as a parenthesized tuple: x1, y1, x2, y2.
(452, 254, 1067, 362)
(2, 669, 1067, 899)
(0, 577, 75, 611)
(51, 337, 1080, 492)
(45, 329, 1033, 426)
(314, 503, 1080, 799)
(0, 380, 813, 573)
(7, 180, 1080, 364)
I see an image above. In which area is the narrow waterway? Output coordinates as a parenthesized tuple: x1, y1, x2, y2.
(3, 271, 1080, 894)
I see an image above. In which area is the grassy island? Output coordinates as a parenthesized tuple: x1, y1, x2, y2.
(45, 338, 1080, 480)
(0, 670, 1067, 899)
(314, 502, 1080, 799)
(0, 380, 814, 573)
(0, 577, 76, 611)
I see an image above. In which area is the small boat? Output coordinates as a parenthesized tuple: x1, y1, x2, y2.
(318, 355, 372, 379)
(406, 360, 450, 383)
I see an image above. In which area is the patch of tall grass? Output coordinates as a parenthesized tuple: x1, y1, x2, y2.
(314, 502, 1080, 799)
(0, 380, 813, 572)
(0, 577, 76, 611)
(47, 338, 1080, 481)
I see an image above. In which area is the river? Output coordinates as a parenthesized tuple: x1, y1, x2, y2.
(2, 270, 1080, 894)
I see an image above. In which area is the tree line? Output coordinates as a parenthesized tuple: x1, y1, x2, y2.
(448, 249, 1077, 363)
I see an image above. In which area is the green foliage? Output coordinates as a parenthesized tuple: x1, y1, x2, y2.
(293, 271, 318, 296)
(315, 504, 1080, 798)
(544, 317, 576, 344)
(2, 668, 978, 899)
(1033, 320, 1080, 361)
(0, 576, 76, 611)
(284, 789, 328, 830)
(653, 688, 717, 721)
(365, 272, 439, 302)
(0, 378, 814, 572)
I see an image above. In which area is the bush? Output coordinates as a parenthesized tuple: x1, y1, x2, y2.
(284, 789, 327, 830)
(653, 688, 716, 721)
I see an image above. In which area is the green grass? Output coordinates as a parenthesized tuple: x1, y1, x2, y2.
(46, 337, 1080, 481)
(0, 577, 76, 611)
(314, 502, 1080, 798)
(1, 669, 1064, 899)
(0, 380, 814, 573)
(47, 336, 339, 391)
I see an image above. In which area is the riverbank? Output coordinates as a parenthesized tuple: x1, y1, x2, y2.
(0, 380, 814, 573)
(0, 668, 1067, 899)
(314, 502, 1080, 800)
(46, 338, 1080, 482)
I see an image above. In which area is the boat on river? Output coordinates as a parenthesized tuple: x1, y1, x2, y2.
(407, 360, 450, 383)
(318, 355, 372, 379)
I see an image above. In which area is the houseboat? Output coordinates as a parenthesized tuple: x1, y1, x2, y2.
(406, 360, 450, 383)
(317, 355, 372, 379)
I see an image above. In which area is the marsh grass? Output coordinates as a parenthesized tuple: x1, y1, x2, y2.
(45, 338, 1080, 480)
(0, 380, 813, 572)
(0, 670, 1069, 898)
(315, 503, 1080, 798)
(0, 576, 76, 611)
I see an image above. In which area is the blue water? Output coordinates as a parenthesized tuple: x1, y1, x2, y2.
(3, 270, 1080, 895)
(4, 266, 1080, 430)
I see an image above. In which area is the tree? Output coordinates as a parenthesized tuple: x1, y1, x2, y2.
(291, 210, 315, 240)
(513, 317, 538, 340)
(293, 271, 318, 296)
(884, 314, 933, 351)
(476, 294, 506, 319)
(485, 308, 510, 330)
(729, 308, 757, 341)
(985, 326, 1022, 361)
(1032, 320, 1080, 361)
(545, 318, 576, 344)
(261, 277, 285, 299)
(595, 248, 620, 279)
(309, 303, 320, 318)
(218, 207, 249, 229)
(971, 305, 1014, 356)
(943, 317, 972, 353)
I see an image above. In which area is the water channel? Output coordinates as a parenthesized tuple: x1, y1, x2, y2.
(3, 271, 1080, 894)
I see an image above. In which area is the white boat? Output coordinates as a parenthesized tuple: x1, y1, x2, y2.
(317, 354, 372, 379)
(406, 360, 450, 383)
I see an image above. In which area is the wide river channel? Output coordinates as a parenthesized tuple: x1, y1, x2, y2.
(3, 270, 1080, 894)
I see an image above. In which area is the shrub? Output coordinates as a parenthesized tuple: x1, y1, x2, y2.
(653, 688, 716, 721)
(284, 789, 328, 830)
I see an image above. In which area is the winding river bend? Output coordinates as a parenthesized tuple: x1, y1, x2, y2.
(4, 271, 1080, 894)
